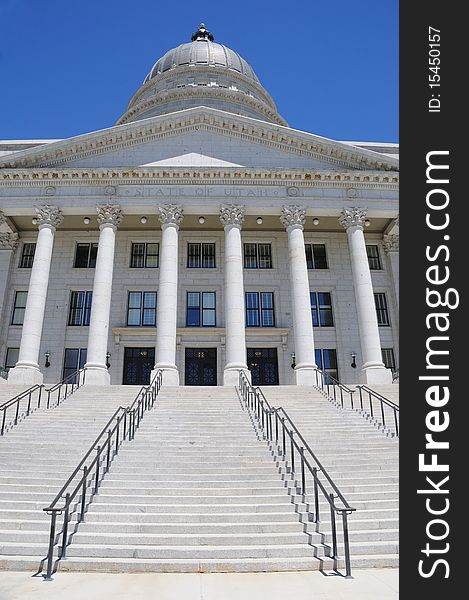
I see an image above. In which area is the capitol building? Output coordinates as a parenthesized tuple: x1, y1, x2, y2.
(0, 23, 399, 389)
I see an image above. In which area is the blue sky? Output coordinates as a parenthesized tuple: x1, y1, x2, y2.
(0, 0, 398, 142)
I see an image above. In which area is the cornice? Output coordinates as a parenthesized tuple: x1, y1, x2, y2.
(0, 109, 399, 172)
(0, 167, 399, 190)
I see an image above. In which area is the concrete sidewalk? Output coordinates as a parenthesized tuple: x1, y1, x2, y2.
(0, 569, 398, 600)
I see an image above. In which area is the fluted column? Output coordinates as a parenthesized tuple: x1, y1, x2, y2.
(383, 234, 399, 308)
(220, 205, 250, 386)
(0, 216, 19, 385)
(151, 204, 183, 386)
(340, 207, 392, 384)
(280, 206, 317, 385)
(84, 204, 123, 385)
(8, 206, 63, 385)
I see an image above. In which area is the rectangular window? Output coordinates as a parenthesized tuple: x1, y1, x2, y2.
(186, 292, 216, 327)
(366, 245, 382, 270)
(305, 244, 328, 269)
(315, 348, 339, 383)
(374, 292, 390, 326)
(245, 292, 275, 327)
(5, 348, 19, 371)
(310, 292, 334, 327)
(382, 348, 396, 371)
(63, 348, 87, 381)
(11, 291, 27, 325)
(130, 242, 159, 268)
(187, 243, 216, 268)
(243, 243, 272, 269)
(74, 243, 98, 268)
(126, 292, 157, 326)
(19, 243, 36, 268)
(68, 291, 93, 326)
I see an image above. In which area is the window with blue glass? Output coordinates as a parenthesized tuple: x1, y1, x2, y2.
(186, 292, 216, 327)
(68, 291, 93, 326)
(310, 292, 334, 327)
(315, 349, 338, 382)
(245, 292, 275, 327)
(127, 292, 157, 326)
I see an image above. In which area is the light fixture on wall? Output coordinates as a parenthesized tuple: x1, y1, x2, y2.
(364, 219, 371, 227)
(256, 217, 263, 225)
(106, 352, 111, 369)
(198, 216, 205, 224)
(312, 218, 320, 226)
(291, 352, 296, 369)
(351, 352, 357, 368)
(44, 352, 51, 368)
(83, 216, 90, 225)
(140, 216, 148, 224)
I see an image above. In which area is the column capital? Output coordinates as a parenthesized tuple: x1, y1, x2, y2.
(383, 234, 399, 254)
(96, 204, 123, 227)
(0, 232, 19, 251)
(157, 204, 184, 227)
(280, 205, 306, 230)
(220, 205, 246, 229)
(34, 205, 64, 228)
(339, 206, 368, 230)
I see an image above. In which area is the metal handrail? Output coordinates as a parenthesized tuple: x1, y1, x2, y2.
(45, 368, 86, 408)
(238, 371, 356, 577)
(0, 385, 44, 435)
(313, 368, 355, 409)
(356, 385, 399, 437)
(41, 369, 163, 580)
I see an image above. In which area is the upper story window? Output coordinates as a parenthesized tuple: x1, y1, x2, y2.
(310, 292, 334, 327)
(245, 292, 275, 327)
(186, 292, 216, 327)
(130, 243, 159, 268)
(382, 348, 396, 371)
(374, 292, 390, 326)
(244, 243, 272, 269)
(305, 244, 328, 269)
(74, 243, 98, 268)
(11, 291, 27, 325)
(19, 243, 36, 268)
(68, 291, 93, 326)
(187, 243, 216, 268)
(127, 292, 157, 327)
(366, 245, 382, 270)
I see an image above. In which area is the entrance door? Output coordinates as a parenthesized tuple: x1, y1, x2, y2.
(185, 348, 217, 385)
(123, 347, 155, 385)
(247, 348, 279, 385)
(63, 348, 87, 382)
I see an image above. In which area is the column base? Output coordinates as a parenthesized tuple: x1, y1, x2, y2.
(292, 365, 317, 386)
(7, 363, 43, 386)
(152, 365, 179, 387)
(223, 365, 251, 387)
(83, 366, 110, 386)
(359, 365, 393, 385)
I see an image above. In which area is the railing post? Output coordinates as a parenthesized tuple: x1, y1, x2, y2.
(300, 446, 306, 496)
(281, 417, 286, 457)
(94, 447, 101, 494)
(312, 467, 320, 524)
(115, 415, 120, 455)
(44, 510, 58, 580)
(380, 400, 386, 429)
(289, 431, 295, 476)
(394, 409, 399, 437)
(342, 511, 353, 578)
(106, 429, 112, 472)
(329, 494, 338, 560)
(27, 390, 32, 416)
(80, 466, 88, 522)
(60, 493, 70, 559)
(38, 385, 43, 409)
(14, 397, 20, 425)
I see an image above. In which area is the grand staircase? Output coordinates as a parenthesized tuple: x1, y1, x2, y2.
(0, 383, 398, 574)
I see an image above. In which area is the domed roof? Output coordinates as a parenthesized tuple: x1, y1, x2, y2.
(143, 24, 259, 84)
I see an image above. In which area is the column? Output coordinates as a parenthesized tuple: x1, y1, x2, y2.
(280, 206, 317, 385)
(219, 205, 250, 386)
(383, 234, 399, 308)
(151, 204, 183, 386)
(0, 217, 19, 385)
(84, 204, 123, 385)
(8, 206, 63, 385)
(339, 207, 392, 384)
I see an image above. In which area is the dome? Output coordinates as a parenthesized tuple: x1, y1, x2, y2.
(117, 24, 287, 126)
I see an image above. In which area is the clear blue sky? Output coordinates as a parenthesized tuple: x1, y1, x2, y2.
(0, 0, 398, 142)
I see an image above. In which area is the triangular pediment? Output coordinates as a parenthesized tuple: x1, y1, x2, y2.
(0, 107, 399, 173)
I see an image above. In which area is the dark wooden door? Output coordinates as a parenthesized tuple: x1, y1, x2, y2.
(185, 348, 217, 386)
(247, 348, 279, 385)
(123, 347, 155, 385)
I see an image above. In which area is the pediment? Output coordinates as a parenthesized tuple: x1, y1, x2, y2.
(0, 107, 399, 173)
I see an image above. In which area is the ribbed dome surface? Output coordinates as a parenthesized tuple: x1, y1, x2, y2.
(144, 39, 259, 84)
